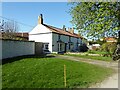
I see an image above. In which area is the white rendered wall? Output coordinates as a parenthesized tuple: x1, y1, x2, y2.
(1, 40, 35, 59)
(29, 24, 52, 34)
(29, 33, 52, 52)
(29, 24, 52, 52)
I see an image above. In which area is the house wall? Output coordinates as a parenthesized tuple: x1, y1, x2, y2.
(52, 33, 69, 52)
(78, 38, 82, 45)
(29, 24, 53, 52)
(29, 24, 52, 52)
(29, 24, 83, 53)
(1, 39, 35, 60)
(29, 24, 52, 34)
(52, 33, 82, 52)
(59, 34, 69, 51)
(52, 33, 58, 52)
(60, 34, 69, 43)
(29, 33, 52, 52)
(71, 37, 77, 50)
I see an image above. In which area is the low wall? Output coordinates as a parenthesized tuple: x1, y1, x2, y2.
(1, 39, 35, 60)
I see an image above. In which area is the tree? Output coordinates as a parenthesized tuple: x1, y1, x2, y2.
(0, 19, 19, 39)
(69, 2, 120, 40)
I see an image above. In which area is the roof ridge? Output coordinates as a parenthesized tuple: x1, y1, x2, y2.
(43, 24, 83, 39)
(44, 24, 78, 35)
(44, 24, 63, 31)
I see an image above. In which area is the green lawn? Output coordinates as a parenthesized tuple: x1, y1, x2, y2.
(2, 56, 114, 88)
(87, 50, 109, 55)
(65, 54, 112, 62)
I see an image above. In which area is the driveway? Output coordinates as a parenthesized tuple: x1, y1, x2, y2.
(56, 55, 119, 88)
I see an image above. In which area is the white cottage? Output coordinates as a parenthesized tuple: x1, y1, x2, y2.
(29, 14, 83, 53)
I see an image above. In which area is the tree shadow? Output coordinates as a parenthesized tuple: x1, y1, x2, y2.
(2, 54, 56, 65)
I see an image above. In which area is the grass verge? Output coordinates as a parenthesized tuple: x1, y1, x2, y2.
(87, 50, 109, 55)
(65, 54, 112, 62)
(2, 56, 114, 88)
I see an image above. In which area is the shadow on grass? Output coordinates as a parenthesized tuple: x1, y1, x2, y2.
(2, 54, 55, 65)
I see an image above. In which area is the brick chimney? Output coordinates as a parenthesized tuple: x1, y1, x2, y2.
(63, 25, 66, 31)
(38, 14, 43, 24)
(71, 27, 74, 34)
(68, 27, 71, 32)
(68, 27, 70, 32)
(68, 28, 74, 34)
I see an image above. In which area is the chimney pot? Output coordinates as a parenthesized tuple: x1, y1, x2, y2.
(40, 14, 43, 17)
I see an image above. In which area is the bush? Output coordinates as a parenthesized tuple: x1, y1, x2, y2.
(79, 43, 88, 52)
(101, 42, 117, 56)
(95, 48, 100, 51)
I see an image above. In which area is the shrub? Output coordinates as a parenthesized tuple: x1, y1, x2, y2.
(85, 53, 88, 56)
(79, 43, 88, 52)
(101, 42, 117, 56)
(109, 43, 117, 53)
(95, 48, 100, 51)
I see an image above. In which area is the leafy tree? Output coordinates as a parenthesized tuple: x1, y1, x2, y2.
(69, 2, 120, 40)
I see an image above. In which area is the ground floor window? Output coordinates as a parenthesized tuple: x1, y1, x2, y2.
(43, 43, 49, 50)
(58, 43, 62, 52)
(58, 42, 65, 52)
(68, 43, 74, 51)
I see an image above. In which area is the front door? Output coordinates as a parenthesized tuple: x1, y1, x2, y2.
(64, 43, 67, 53)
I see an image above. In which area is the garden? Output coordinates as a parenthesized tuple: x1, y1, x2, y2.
(64, 42, 118, 62)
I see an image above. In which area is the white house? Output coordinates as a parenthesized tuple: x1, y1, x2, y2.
(29, 14, 83, 53)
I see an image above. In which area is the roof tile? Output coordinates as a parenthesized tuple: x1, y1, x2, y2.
(43, 24, 83, 39)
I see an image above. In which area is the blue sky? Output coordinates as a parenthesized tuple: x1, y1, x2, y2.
(2, 2, 77, 33)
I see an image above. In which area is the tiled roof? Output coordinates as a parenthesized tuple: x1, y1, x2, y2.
(15, 33, 28, 38)
(105, 37, 116, 41)
(104, 37, 117, 42)
(1, 32, 29, 39)
(43, 24, 83, 39)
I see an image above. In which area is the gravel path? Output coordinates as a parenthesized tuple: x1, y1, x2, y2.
(90, 73, 118, 88)
(56, 55, 119, 88)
